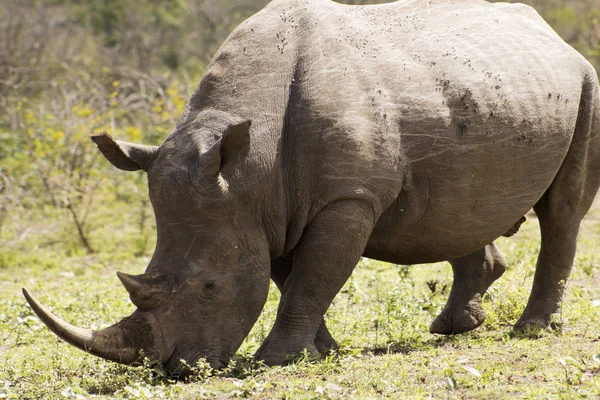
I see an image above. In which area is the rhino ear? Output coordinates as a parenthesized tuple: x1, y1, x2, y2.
(220, 119, 252, 169)
(91, 133, 158, 172)
(204, 120, 252, 176)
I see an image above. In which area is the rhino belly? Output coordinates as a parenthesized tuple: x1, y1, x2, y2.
(363, 132, 572, 265)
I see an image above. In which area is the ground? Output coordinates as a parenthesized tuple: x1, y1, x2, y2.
(1, 197, 599, 399)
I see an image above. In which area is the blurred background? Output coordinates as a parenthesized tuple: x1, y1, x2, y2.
(0, 0, 599, 267)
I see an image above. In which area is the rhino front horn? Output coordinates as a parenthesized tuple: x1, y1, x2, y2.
(22, 288, 165, 365)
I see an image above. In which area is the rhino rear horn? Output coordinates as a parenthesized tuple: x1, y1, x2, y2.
(91, 133, 158, 172)
(117, 271, 170, 310)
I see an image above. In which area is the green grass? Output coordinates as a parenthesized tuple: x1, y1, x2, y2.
(1, 198, 600, 399)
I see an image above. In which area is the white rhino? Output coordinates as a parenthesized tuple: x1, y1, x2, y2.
(24, 0, 600, 374)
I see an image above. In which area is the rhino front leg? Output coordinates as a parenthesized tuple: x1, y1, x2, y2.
(270, 256, 338, 354)
(430, 242, 507, 334)
(256, 200, 376, 366)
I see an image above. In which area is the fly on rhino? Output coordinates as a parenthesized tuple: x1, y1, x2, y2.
(24, 0, 600, 376)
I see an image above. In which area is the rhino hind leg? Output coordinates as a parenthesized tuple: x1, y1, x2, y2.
(513, 210, 578, 332)
(515, 193, 590, 331)
(430, 242, 507, 335)
(270, 256, 338, 354)
(515, 75, 600, 332)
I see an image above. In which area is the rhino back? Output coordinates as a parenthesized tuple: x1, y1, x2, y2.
(171, 0, 596, 259)
(270, 0, 594, 257)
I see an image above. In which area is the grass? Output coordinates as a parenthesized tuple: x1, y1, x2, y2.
(1, 195, 600, 399)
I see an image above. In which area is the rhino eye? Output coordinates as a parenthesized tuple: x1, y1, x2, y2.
(204, 280, 216, 290)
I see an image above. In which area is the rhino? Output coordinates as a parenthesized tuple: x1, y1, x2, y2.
(24, 0, 600, 373)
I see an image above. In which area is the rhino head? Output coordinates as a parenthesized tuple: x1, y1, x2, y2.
(24, 114, 276, 375)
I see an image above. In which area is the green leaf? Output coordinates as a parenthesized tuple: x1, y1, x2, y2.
(558, 356, 583, 370)
(460, 365, 482, 378)
(445, 376, 457, 390)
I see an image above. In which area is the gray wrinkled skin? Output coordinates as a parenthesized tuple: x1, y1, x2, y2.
(29, 0, 600, 371)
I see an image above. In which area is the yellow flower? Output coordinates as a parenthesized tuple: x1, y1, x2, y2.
(74, 105, 93, 118)
(52, 130, 64, 141)
(125, 126, 142, 142)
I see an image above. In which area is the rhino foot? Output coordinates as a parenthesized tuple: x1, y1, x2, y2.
(513, 315, 552, 333)
(429, 295, 486, 335)
(430, 243, 507, 335)
(314, 322, 338, 354)
(255, 323, 336, 366)
(255, 337, 320, 366)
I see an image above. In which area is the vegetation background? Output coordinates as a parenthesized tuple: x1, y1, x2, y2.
(0, 0, 599, 398)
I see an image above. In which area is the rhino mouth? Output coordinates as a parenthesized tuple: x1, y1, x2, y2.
(162, 346, 228, 378)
